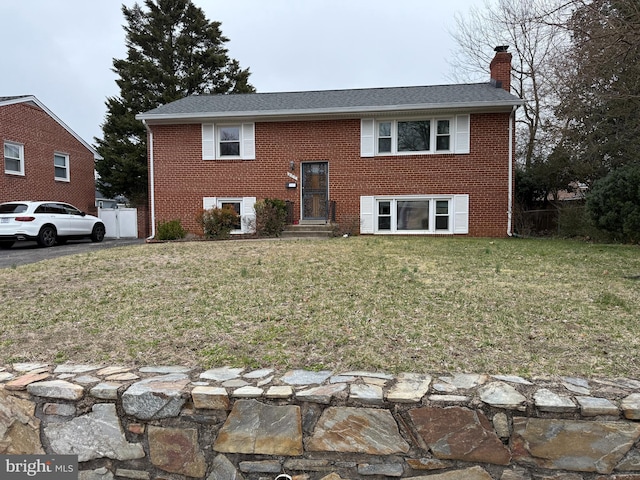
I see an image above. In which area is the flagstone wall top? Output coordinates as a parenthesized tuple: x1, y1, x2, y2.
(2, 363, 640, 479)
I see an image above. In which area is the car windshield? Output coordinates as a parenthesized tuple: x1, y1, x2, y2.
(0, 203, 28, 214)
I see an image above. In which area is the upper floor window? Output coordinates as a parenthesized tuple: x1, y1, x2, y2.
(361, 115, 469, 157)
(436, 120, 451, 151)
(202, 123, 255, 160)
(54, 153, 70, 181)
(218, 126, 241, 157)
(376, 119, 449, 155)
(378, 122, 392, 153)
(398, 120, 431, 152)
(4, 141, 24, 175)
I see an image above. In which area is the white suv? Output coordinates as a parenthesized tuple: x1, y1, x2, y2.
(0, 201, 106, 249)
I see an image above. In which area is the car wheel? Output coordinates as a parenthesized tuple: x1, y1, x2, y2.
(91, 223, 106, 242)
(0, 241, 14, 249)
(37, 225, 57, 247)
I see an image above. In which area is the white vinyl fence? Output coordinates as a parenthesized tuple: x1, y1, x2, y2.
(98, 207, 138, 239)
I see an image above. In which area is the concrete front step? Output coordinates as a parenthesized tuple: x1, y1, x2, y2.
(281, 224, 334, 238)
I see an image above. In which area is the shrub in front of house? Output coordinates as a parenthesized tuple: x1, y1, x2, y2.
(156, 219, 187, 241)
(254, 198, 287, 237)
(197, 206, 240, 239)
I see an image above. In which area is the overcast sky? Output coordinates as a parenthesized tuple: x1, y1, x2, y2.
(1, 0, 482, 146)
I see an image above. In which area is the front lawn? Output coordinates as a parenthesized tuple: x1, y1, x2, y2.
(1, 236, 638, 377)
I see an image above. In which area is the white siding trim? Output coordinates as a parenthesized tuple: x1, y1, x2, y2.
(241, 123, 255, 160)
(454, 115, 470, 154)
(360, 196, 375, 233)
(360, 119, 375, 157)
(453, 194, 469, 234)
(202, 124, 215, 160)
(241, 196, 256, 233)
(203, 197, 217, 210)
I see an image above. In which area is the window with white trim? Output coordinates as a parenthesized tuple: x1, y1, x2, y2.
(219, 200, 242, 230)
(202, 123, 255, 160)
(378, 122, 392, 153)
(4, 141, 24, 175)
(376, 118, 451, 155)
(436, 120, 451, 151)
(54, 153, 70, 181)
(360, 115, 469, 157)
(202, 196, 256, 234)
(372, 196, 454, 234)
(398, 120, 431, 152)
(362, 195, 468, 234)
(218, 126, 241, 157)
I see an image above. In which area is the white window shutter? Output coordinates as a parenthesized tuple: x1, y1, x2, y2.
(241, 197, 257, 233)
(360, 119, 375, 157)
(454, 115, 470, 154)
(202, 124, 215, 160)
(242, 123, 255, 160)
(203, 197, 217, 210)
(453, 195, 469, 234)
(360, 196, 375, 234)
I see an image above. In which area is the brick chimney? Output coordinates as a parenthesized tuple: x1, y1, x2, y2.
(490, 45, 512, 92)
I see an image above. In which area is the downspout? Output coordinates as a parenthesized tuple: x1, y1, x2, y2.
(507, 105, 516, 237)
(142, 119, 156, 240)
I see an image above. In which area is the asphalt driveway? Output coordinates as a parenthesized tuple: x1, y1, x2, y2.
(0, 238, 145, 268)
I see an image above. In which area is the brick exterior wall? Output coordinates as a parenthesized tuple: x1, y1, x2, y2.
(490, 49, 513, 92)
(0, 102, 97, 214)
(149, 111, 515, 238)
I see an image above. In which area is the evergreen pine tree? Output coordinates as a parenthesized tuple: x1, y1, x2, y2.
(95, 0, 254, 203)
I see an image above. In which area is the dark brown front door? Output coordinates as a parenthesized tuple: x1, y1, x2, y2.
(301, 162, 328, 221)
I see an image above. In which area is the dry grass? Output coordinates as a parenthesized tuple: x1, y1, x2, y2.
(1, 236, 639, 377)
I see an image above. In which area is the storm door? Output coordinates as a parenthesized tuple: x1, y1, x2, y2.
(301, 162, 329, 221)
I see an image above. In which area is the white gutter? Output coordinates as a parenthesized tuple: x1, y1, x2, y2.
(507, 105, 517, 236)
(142, 119, 156, 240)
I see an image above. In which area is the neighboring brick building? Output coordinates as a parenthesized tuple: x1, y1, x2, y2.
(137, 47, 521, 238)
(1, 96, 99, 213)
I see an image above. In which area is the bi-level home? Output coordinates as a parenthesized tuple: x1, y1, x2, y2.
(1, 96, 100, 212)
(137, 47, 521, 238)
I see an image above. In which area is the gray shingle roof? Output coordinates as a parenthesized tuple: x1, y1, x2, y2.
(137, 83, 522, 121)
(0, 95, 101, 159)
(0, 95, 30, 103)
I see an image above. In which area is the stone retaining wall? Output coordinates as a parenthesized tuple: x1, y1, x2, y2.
(2, 364, 640, 480)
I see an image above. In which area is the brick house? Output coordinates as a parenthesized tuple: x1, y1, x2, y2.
(137, 47, 521, 238)
(1, 96, 100, 213)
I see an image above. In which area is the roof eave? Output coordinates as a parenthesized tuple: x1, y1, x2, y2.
(136, 99, 523, 124)
(0, 95, 102, 159)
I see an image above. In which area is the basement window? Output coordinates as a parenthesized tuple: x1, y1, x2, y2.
(376, 197, 452, 234)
